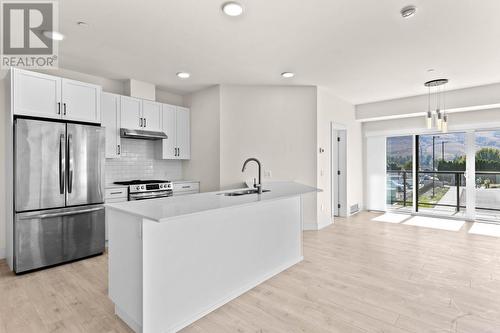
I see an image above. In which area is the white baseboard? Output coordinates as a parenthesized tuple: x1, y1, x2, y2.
(0, 247, 5, 260)
(116, 306, 142, 333)
(317, 219, 333, 230)
(167, 256, 304, 333)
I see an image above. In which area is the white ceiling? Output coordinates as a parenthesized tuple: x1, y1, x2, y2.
(59, 0, 500, 104)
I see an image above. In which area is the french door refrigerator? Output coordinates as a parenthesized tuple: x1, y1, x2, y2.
(14, 118, 105, 273)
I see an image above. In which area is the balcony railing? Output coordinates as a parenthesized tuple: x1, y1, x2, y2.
(387, 170, 500, 213)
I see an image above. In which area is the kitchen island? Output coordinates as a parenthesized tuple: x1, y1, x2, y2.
(106, 181, 319, 333)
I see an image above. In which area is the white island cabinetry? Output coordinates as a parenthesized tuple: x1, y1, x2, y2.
(106, 181, 318, 333)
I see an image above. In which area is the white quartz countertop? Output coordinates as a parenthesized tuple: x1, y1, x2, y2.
(105, 181, 319, 222)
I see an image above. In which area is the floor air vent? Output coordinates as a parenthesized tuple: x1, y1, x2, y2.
(350, 204, 360, 215)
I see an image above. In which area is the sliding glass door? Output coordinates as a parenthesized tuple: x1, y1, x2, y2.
(386, 136, 413, 211)
(385, 130, 500, 222)
(416, 133, 466, 216)
(475, 130, 500, 220)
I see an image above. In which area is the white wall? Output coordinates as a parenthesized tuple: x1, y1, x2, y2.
(317, 87, 363, 226)
(219, 85, 318, 228)
(356, 82, 500, 121)
(0, 68, 184, 259)
(363, 108, 500, 136)
(183, 86, 221, 192)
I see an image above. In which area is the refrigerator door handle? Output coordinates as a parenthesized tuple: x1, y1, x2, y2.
(18, 206, 104, 220)
(68, 134, 74, 193)
(59, 134, 65, 194)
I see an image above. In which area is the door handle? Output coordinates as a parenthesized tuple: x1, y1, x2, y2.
(59, 134, 65, 194)
(68, 134, 74, 193)
(63, 103, 67, 116)
(19, 207, 104, 220)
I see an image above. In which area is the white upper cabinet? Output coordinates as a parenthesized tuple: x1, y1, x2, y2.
(142, 100, 162, 132)
(176, 107, 190, 160)
(120, 96, 143, 130)
(13, 69, 62, 119)
(161, 104, 177, 159)
(62, 79, 101, 123)
(12, 68, 101, 124)
(102, 92, 121, 158)
(161, 104, 190, 160)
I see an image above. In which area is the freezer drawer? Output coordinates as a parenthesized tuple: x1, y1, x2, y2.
(15, 205, 105, 273)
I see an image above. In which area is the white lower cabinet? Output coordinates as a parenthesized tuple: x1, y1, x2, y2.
(102, 93, 121, 158)
(104, 187, 128, 241)
(173, 181, 200, 196)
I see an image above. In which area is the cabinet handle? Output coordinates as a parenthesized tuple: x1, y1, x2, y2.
(110, 191, 123, 195)
(144, 118, 147, 127)
(57, 102, 61, 115)
(63, 103, 67, 116)
(139, 117, 143, 127)
(178, 147, 180, 157)
(174, 147, 178, 156)
(117, 144, 121, 155)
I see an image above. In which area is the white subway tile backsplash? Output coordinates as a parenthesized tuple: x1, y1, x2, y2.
(105, 138, 182, 184)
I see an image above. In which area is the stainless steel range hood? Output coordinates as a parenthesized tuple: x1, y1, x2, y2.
(120, 128, 168, 140)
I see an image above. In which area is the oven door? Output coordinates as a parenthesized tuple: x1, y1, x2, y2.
(129, 191, 172, 201)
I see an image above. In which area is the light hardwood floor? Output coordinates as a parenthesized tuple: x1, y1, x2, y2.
(1, 211, 500, 333)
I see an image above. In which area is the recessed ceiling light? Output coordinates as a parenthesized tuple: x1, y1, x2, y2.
(43, 30, 65, 40)
(400, 5, 417, 18)
(222, 2, 244, 17)
(427, 68, 435, 73)
(77, 21, 88, 27)
(176, 72, 191, 79)
(281, 72, 295, 78)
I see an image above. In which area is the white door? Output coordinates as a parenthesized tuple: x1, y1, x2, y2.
(120, 96, 142, 130)
(13, 69, 62, 119)
(142, 100, 162, 132)
(161, 104, 177, 159)
(176, 107, 190, 160)
(102, 93, 121, 158)
(61, 79, 101, 123)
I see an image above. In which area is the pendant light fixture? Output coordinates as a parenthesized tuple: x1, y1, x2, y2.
(424, 79, 449, 133)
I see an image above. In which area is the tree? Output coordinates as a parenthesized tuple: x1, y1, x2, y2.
(476, 147, 500, 162)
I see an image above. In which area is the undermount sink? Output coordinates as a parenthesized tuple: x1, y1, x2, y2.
(220, 189, 270, 196)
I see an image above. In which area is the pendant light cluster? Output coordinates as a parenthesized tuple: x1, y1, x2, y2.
(425, 79, 449, 133)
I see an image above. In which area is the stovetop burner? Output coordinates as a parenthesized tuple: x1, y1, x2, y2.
(114, 179, 169, 186)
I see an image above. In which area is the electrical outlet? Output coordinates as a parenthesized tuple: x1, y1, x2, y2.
(264, 170, 272, 177)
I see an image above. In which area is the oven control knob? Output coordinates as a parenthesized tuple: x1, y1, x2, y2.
(141, 185, 145, 190)
(135, 186, 141, 191)
(161, 184, 165, 188)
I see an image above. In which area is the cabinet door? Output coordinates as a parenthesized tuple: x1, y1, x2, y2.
(61, 79, 101, 123)
(142, 100, 162, 132)
(102, 93, 121, 158)
(176, 107, 190, 160)
(120, 96, 142, 130)
(13, 69, 62, 119)
(161, 104, 177, 159)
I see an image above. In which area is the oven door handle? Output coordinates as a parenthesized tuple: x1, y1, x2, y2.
(129, 192, 172, 200)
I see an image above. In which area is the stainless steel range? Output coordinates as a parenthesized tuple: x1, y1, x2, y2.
(114, 180, 173, 201)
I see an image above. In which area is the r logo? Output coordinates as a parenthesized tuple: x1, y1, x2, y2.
(2, 2, 53, 55)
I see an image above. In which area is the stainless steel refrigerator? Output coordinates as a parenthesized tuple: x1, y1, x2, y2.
(14, 118, 105, 273)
